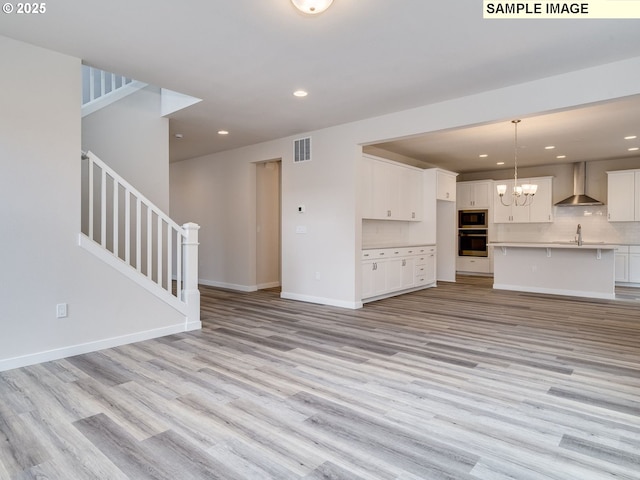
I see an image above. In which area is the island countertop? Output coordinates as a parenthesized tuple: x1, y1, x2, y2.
(490, 242, 619, 250)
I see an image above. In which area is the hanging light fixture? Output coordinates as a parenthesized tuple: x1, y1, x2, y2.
(496, 120, 537, 207)
(290, 0, 334, 14)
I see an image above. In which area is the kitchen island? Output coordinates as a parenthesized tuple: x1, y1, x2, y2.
(491, 242, 618, 300)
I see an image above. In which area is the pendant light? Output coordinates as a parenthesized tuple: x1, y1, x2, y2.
(290, 0, 334, 15)
(496, 120, 537, 207)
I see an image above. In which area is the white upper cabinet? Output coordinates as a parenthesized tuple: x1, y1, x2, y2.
(457, 181, 491, 209)
(493, 176, 553, 223)
(607, 170, 640, 222)
(436, 170, 457, 201)
(528, 177, 554, 223)
(361, 155, 423, 221)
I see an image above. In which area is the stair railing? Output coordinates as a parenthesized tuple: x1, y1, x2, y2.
(82, 65, 148, 117)
(80, 151, 199, 323)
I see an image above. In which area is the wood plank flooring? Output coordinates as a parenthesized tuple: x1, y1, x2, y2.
(1, 276, 639, 479)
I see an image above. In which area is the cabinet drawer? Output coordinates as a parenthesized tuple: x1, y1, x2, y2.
(362, 248, 391, 260)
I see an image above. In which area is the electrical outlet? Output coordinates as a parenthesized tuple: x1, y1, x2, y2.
(56, 303, 68, 318)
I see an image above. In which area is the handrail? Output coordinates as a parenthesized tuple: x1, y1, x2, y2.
(80, 151, 200, 322)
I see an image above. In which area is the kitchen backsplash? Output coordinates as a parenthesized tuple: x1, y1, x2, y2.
(362, 220, 415, 248)
(492, 205, 640, 245)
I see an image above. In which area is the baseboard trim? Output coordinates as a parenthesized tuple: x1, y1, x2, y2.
(493, 283, 615, 300)
(199, 279, 258, 292)
(280, 291, 362, 310)
(0, 323, 191, 372)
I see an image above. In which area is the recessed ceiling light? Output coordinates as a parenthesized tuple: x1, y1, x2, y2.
(545, 145, 555, 150)
(174, 133, 183, 139)
(218, 130, 229, 135)
(479, 154, 488, 158)
(629, 147, 639, 151)
(496, 162, 505, 165)
(293, 90, 308, 97)
(556, 155, 566, 159)
(624, 135, 637, 140)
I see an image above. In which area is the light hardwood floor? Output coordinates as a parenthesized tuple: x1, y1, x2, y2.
(1, 276, 639, 479)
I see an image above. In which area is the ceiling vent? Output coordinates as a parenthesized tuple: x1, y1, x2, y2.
(293, 137, 311, 163)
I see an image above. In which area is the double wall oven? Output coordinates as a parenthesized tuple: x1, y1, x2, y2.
(458, 209, 488, 257)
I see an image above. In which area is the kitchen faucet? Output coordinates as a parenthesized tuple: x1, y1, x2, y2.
(576, 224, 583, 246)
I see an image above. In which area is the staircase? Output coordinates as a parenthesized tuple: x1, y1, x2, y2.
(80, 151, 200, 329)
(82, 65, 148, 117)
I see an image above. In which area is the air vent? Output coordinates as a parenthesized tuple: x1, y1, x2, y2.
(293, 137, 311, 163)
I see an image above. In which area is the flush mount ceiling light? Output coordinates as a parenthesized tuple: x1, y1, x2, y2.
(290, 0, 333, 15)
(496, 120, 537, 207)
(293, 90, 308, 97)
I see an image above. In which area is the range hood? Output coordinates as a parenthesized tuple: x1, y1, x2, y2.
(555, 162, 603, 206)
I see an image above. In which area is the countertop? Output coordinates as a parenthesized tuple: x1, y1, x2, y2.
(362, 244, 436, 250)
(490, 242, 618, 250)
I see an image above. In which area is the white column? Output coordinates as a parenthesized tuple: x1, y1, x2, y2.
(182, 222, 201, 328)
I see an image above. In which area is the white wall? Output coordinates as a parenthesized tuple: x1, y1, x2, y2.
(0, 36, 186, 371)
(170, 55, 640, 309)
(82, 85, 169, 210)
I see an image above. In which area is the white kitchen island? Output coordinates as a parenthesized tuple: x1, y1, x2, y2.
(491, 242, 618, 300)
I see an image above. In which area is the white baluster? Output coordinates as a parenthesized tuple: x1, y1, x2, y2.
(147, 208, 153, 279)
(113, 180, 118, 257)
(136, 198, 142, 273)
(101, 169, 107, 247)
(125, 189, 131, 264)
(157, 215, 163, 287)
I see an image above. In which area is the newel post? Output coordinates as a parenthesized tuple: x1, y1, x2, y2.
(182, 222, 201, 328)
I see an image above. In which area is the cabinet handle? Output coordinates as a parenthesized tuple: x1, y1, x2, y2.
(387, 210, 391, 217)
(412, 212, 415, 218)
(402, 259, 406, 266)
(373, 262, 377, 271)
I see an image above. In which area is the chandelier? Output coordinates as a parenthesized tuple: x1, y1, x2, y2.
(496, 119, 537, 207)
(290, 0, 334, 14)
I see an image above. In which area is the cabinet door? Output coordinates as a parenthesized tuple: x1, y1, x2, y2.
(529, 177, 553, 223)
(362, 261, 376, 298)
(629, 254, 640, 283)
(608, 171, 635, 222)
(493, 180, 516, 223)
(398, 167, 423, 221)
(615, 253, 629, 283)
(372, 160, 399, 219)
(472, 182, 491, 209)
(457, 183, 473, 209)
(437, 171, 456, 201)
(401, 257, 416, 288)
(386, 258, 403, 292)
(372, 261, 388, 296)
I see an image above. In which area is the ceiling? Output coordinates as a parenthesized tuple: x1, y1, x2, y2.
(372, 95, 640, 173)
(2, 1, 640, 165)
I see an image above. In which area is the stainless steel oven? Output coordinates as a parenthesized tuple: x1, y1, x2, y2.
(458, 229, 488, 257)
(458, 209, 488, 229)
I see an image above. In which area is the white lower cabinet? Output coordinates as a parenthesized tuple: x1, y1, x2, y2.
(614, 245, 640, 285)
(456, 256, 492, 274)
(362, 245, 436, 301)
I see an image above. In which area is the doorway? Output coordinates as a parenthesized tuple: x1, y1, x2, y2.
(255, 160, 281, 289)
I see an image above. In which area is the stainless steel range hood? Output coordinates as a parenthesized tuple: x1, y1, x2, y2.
(555, 162, 603, 206)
